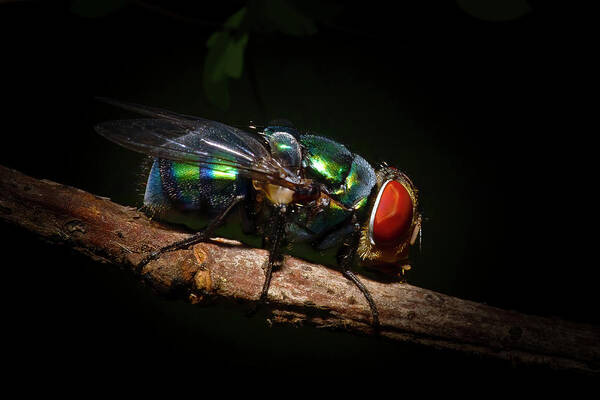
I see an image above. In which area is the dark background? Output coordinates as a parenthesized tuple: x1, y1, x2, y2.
(1, 0, 596, 386)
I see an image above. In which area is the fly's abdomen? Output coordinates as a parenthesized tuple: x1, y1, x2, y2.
(143, 158, 248, 216)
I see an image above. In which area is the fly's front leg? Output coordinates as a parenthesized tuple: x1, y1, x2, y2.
(337, 216, 380, 330)
(259, 204, 288, 303)
(137, 195, 244, 273)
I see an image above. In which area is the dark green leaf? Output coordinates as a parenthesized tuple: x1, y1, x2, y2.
(205, 32, 229, 83)
(223, 33, 248, 79)
(203, 33, 248, 109)
(202, 6, 250, 109)
(204, 32, 248, 82)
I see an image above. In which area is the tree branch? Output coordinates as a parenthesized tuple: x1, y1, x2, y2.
(0, 164, 598, 374)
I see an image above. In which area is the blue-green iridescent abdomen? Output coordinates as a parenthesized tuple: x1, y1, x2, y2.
(144, 158, 248, 216)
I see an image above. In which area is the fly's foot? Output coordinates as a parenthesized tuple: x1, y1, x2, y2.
(259, 261, 274, 304)
(247, 259, 278, 318)
(398, 264, 411, 283)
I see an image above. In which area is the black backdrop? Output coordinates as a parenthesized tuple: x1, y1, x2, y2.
(1, 1, 597, 386)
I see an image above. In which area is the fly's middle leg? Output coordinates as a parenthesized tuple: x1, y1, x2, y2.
(258, 204, 287, 303)
(136, 195, 244, 273)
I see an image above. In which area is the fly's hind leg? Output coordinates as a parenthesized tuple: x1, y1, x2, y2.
(137, 195, 244, 273)
(337, 216, 380, 330)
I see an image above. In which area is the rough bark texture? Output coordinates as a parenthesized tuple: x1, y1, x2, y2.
(1, 164, 598, 374)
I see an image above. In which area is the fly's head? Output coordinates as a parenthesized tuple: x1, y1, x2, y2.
(358, 166, 421, 274)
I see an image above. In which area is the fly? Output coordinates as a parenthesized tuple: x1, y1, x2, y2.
(94, 98, 422, 329)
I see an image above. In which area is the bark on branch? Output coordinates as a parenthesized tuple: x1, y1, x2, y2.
(0, 164, 598, 374)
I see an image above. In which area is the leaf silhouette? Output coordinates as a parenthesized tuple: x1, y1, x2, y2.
(203, 8, 249, 109)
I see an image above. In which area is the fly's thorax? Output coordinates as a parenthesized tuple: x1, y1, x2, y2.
(358, 166, 420, 268)
(264, 127, 302, 172)
(300, 135, 353, 189)
(257, 127, 324, 206)
(299, 135, 377, 209)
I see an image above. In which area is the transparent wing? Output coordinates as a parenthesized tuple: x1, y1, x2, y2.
(94, 99, 302, 189)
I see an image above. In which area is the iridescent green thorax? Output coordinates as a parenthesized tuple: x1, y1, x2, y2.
(300, 135, 352, 186)
(300, 135, 376, 209)
(335, 155, 376, 208)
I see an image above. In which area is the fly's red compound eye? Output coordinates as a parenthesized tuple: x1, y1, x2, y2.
(370, 180, 413, 245)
